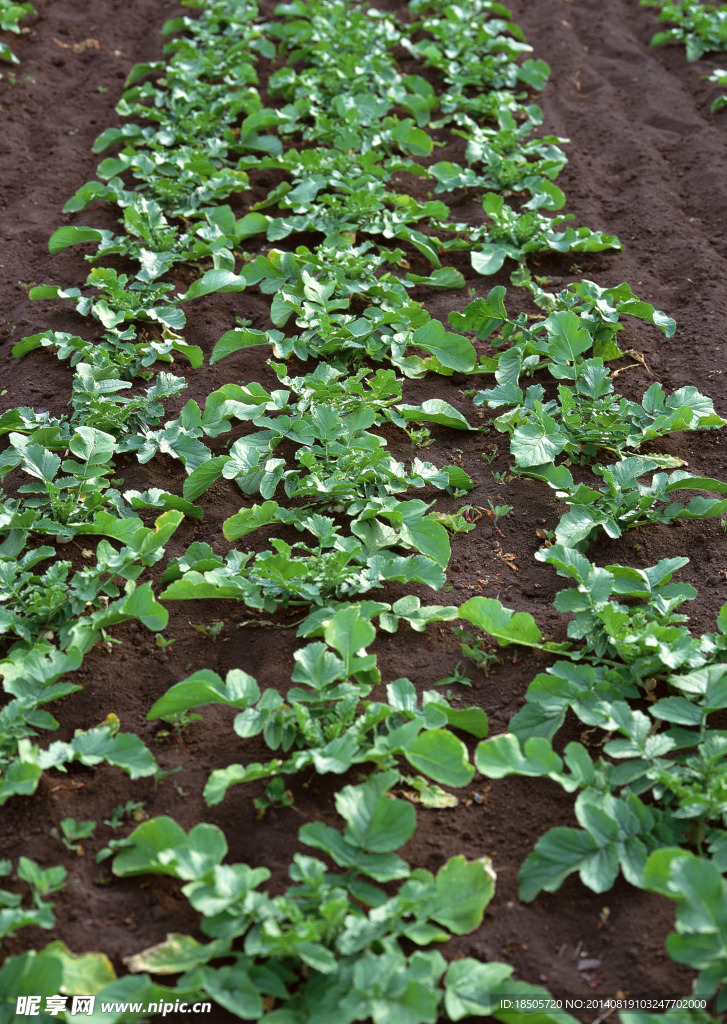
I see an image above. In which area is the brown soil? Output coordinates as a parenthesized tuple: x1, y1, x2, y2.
(1, 0, 726, 1020)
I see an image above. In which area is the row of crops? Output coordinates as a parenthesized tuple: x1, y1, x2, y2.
(2, 0, 727, 1020)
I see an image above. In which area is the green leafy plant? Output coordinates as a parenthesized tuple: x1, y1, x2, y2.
(642, 0, 727, 60)
(0, 1, 35, 64)
(705, 67, 727, 111)
(100, 787, 576, 1023)
(486, 499, 513, 525)
(529, 458, 727, 549)
(253, 777, 294, 818)
(451, 628, 500, 676)
(148, 604, 485, 804)
(161, 508, 450, 612)
(0, 426, 118, 534)
(459, 192, 621, 279)
(0, 711, 159, 807)
(189, 619, 225, 641)
(644, 848, 727, 1009)
(0, 857, 65, 939)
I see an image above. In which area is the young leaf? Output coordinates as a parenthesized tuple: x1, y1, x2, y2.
(428, 856, 496, 933)
(459, 598, 545, 649)
(404, 730, 475, 788)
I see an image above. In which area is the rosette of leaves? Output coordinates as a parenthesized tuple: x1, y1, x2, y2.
(529, 458, 727, 549)
(161, 509, 448, 612)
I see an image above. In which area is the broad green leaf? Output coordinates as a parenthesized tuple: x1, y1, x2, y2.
(449, 287, 508, 339)
(459, 598, 544, 648)
(235, 211, 269, 240)
(475, 734, 563, 780)
(64, 725, 158, 780)
(223, 502, 280, 540)
(204, 764, 259, 806)
(444, 959, 513, 1020)
(51, 941, 116, 995)
(69, 426, 116, 463)
(210, 328, 268, 365)
(411, 319, 475, 373)
(429, 857, 496, 933)
(511, 420, 567, 467)
(438, 706, 489, 739)
(0, 942, 115, 1001)
(119, 582, 167, 632)
(323, 605, 376, 678)
(543, 310, 593, 371)
(49, 225, 105, 253)
(404, 730, 475, 787)
(300, 821, 410, 882)
(471, 246, 510, 276)
(399, 518, 450, 569)
(291, 642, 345, 692)
(112, 818, 227, 881)
(406, 267, 465, 289)
(401, 228, 442, 268)
(19, 443, 60, 482)
(124, 934, 227, 975)
(183, 269, 247, 301)
(0, 761, 42, 805)
(0, 40, 19, 64)
(518, 827, 600, 902)
(336, 770, 416, 853)
(183, 456, 228, 502)
(650, 697, 703, 727)
(148, 669, 259, 721)
(396, 400, 473, 431)
(198, 963, 264, 1019)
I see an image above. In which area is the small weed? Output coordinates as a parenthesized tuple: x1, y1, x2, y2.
(104, 801, 146, 829)
(190, 619, 225, 641)
(452, 628, 498, 675)
(155, 709, 202, 743)
(486, 499, 513, 525)
(431, 506, 477, 535)
(482, 445, 499, 464)
(435, 661, 473, 687)
(51, 818, 97, 854)
(254, 778, 294, 818)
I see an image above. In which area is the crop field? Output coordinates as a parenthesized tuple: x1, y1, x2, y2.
(1, 0, 727, 1021)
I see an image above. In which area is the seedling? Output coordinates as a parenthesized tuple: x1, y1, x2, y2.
(435, 661, 473, 687)
(485, 499, 513, 525)
(104, 800, 146, 829)
(154, 709, 202, 743)
(452, 627, 499, 675)
(51, 818, 97, 854)
(0, 858, 66, 938)
(189, 619, 225, 641)
(254, 777, 294, 818)
(431, 506, 477, 535)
